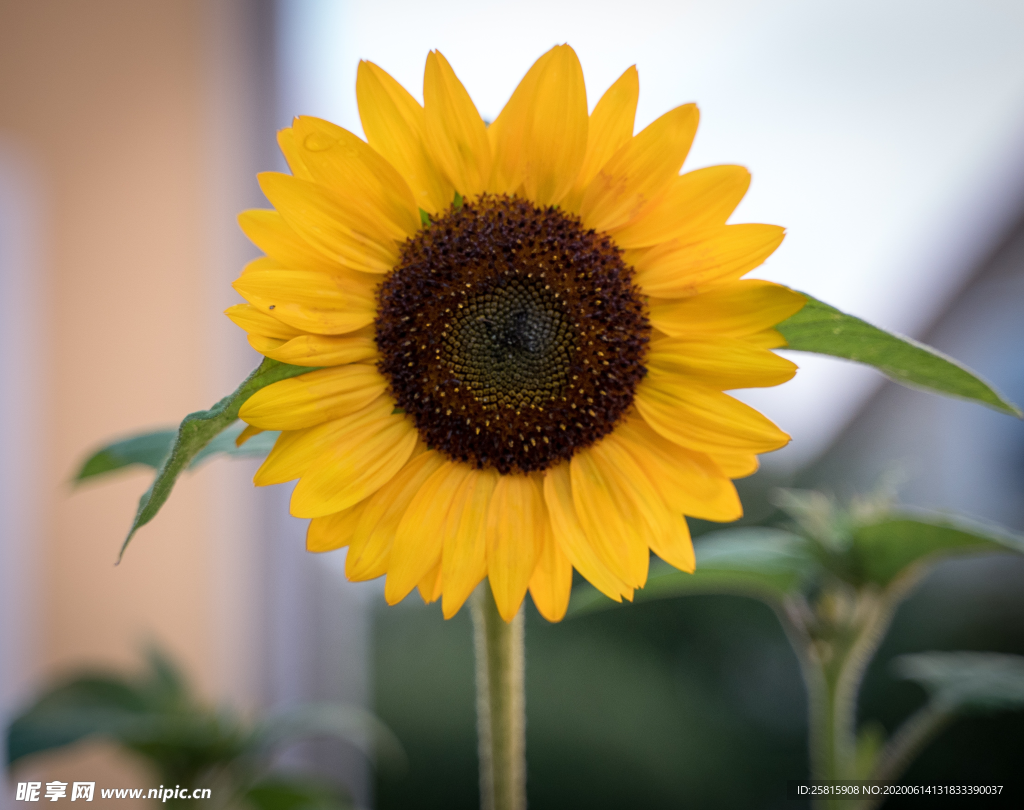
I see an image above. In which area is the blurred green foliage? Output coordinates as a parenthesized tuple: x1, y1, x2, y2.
(7, 649, 402, 810)
(375, 593, 811, 809)
(372, 488, 1024, 810)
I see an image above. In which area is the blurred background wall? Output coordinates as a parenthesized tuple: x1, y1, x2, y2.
(0, 2, 374, 805)
(0, 0, 273, 802)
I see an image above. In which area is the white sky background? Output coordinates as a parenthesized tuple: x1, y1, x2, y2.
(279, 0, 1024, 470)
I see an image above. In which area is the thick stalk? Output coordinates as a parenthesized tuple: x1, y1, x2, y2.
(777, 589, 902, 810)
(470, 585, 526, 810)
(830, 601, 891, 780)
(830, 572, 924, 788)
(774, 601, 831, 785)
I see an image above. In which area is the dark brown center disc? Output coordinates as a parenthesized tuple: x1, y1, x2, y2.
(375, 194, 649, 474)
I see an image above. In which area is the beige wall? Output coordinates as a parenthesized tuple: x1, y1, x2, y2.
(0, 0, 267, 712)
(0, 2, 387, 803)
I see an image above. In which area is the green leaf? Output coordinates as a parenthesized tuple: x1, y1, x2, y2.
(894, 651, 1024, 713)
(777, 293, 1022, 417)
(6, 649, 254, 782)
(136, 646, 191, 709)
(6, 648, 208, 766)
(569, 528, 815, 616)
(654, 528, 816, 600)
(851, 513, 1024, 588)
(6, 676, 147, 764)
(117, 358, 312, 561)
(75, 423, 280, 483)
(75, 430, 178, 481)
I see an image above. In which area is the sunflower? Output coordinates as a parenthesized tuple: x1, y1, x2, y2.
(226, 45, 804, 623)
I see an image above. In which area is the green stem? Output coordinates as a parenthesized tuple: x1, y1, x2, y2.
(777, 590, 903, 810)
(777, 570, 926, 810)
(830, 572, 924, 789)
(853, 704, 953, 810)
(470, 585, 526, 810)
(774, 601, 831, 785)
(830, 604, 889, 780)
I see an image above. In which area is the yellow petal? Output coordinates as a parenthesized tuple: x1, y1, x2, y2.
(253, 397, 393, 486)
(277, 127, 313, 180)
(288, 116, 420, 238)
(238, 209, 345, 275)
(487, 46, 558, 195)
(707, 450, 760, 479)
(528, 511, 573, 622)
(240, 364, 387, 430)
(290, 411, 419, 518)
(307, 501, 367, 553)
(635, 376, 790, 455)
(646, 336, 797, 390)
(649, 514, 695, 572)
(347, 450, 448, 581)
(524, 45, 588, 205)
(486, 474, 545, 622)
(591, 435, 696, 573)
(744, 328, 787, 350)
(614, 417, 742, 522)
(385, 461, 472, 604)
(225, 302, 304, 340)
(442, 468, 499, 618)
(253, 429, 316, 487)
(423, 51, 491, 198)
(418, 560, 443, 604)
(260, 327, 378, 368)
(562, 66, 638, 213)
(247, 334, 287, 354)
(542, 464, 632, 602)
(487, 45, 588, 205)
(232, 261, 375, 335)
(631, 225, 787, 297)
(235, 424, 264, 448)
(579, 103, 699, 232)
(589, 437, 671, 546)
(611, 165, 751, 248)
(648, 280, 805, 337)
(357, 60, 454, 215)
(570, 448, 649, 589)
(258, 172, 399, 275)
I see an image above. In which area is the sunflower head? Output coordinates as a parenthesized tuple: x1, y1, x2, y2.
(227, 45, 805, 623)
(376, 193, 650, 475)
